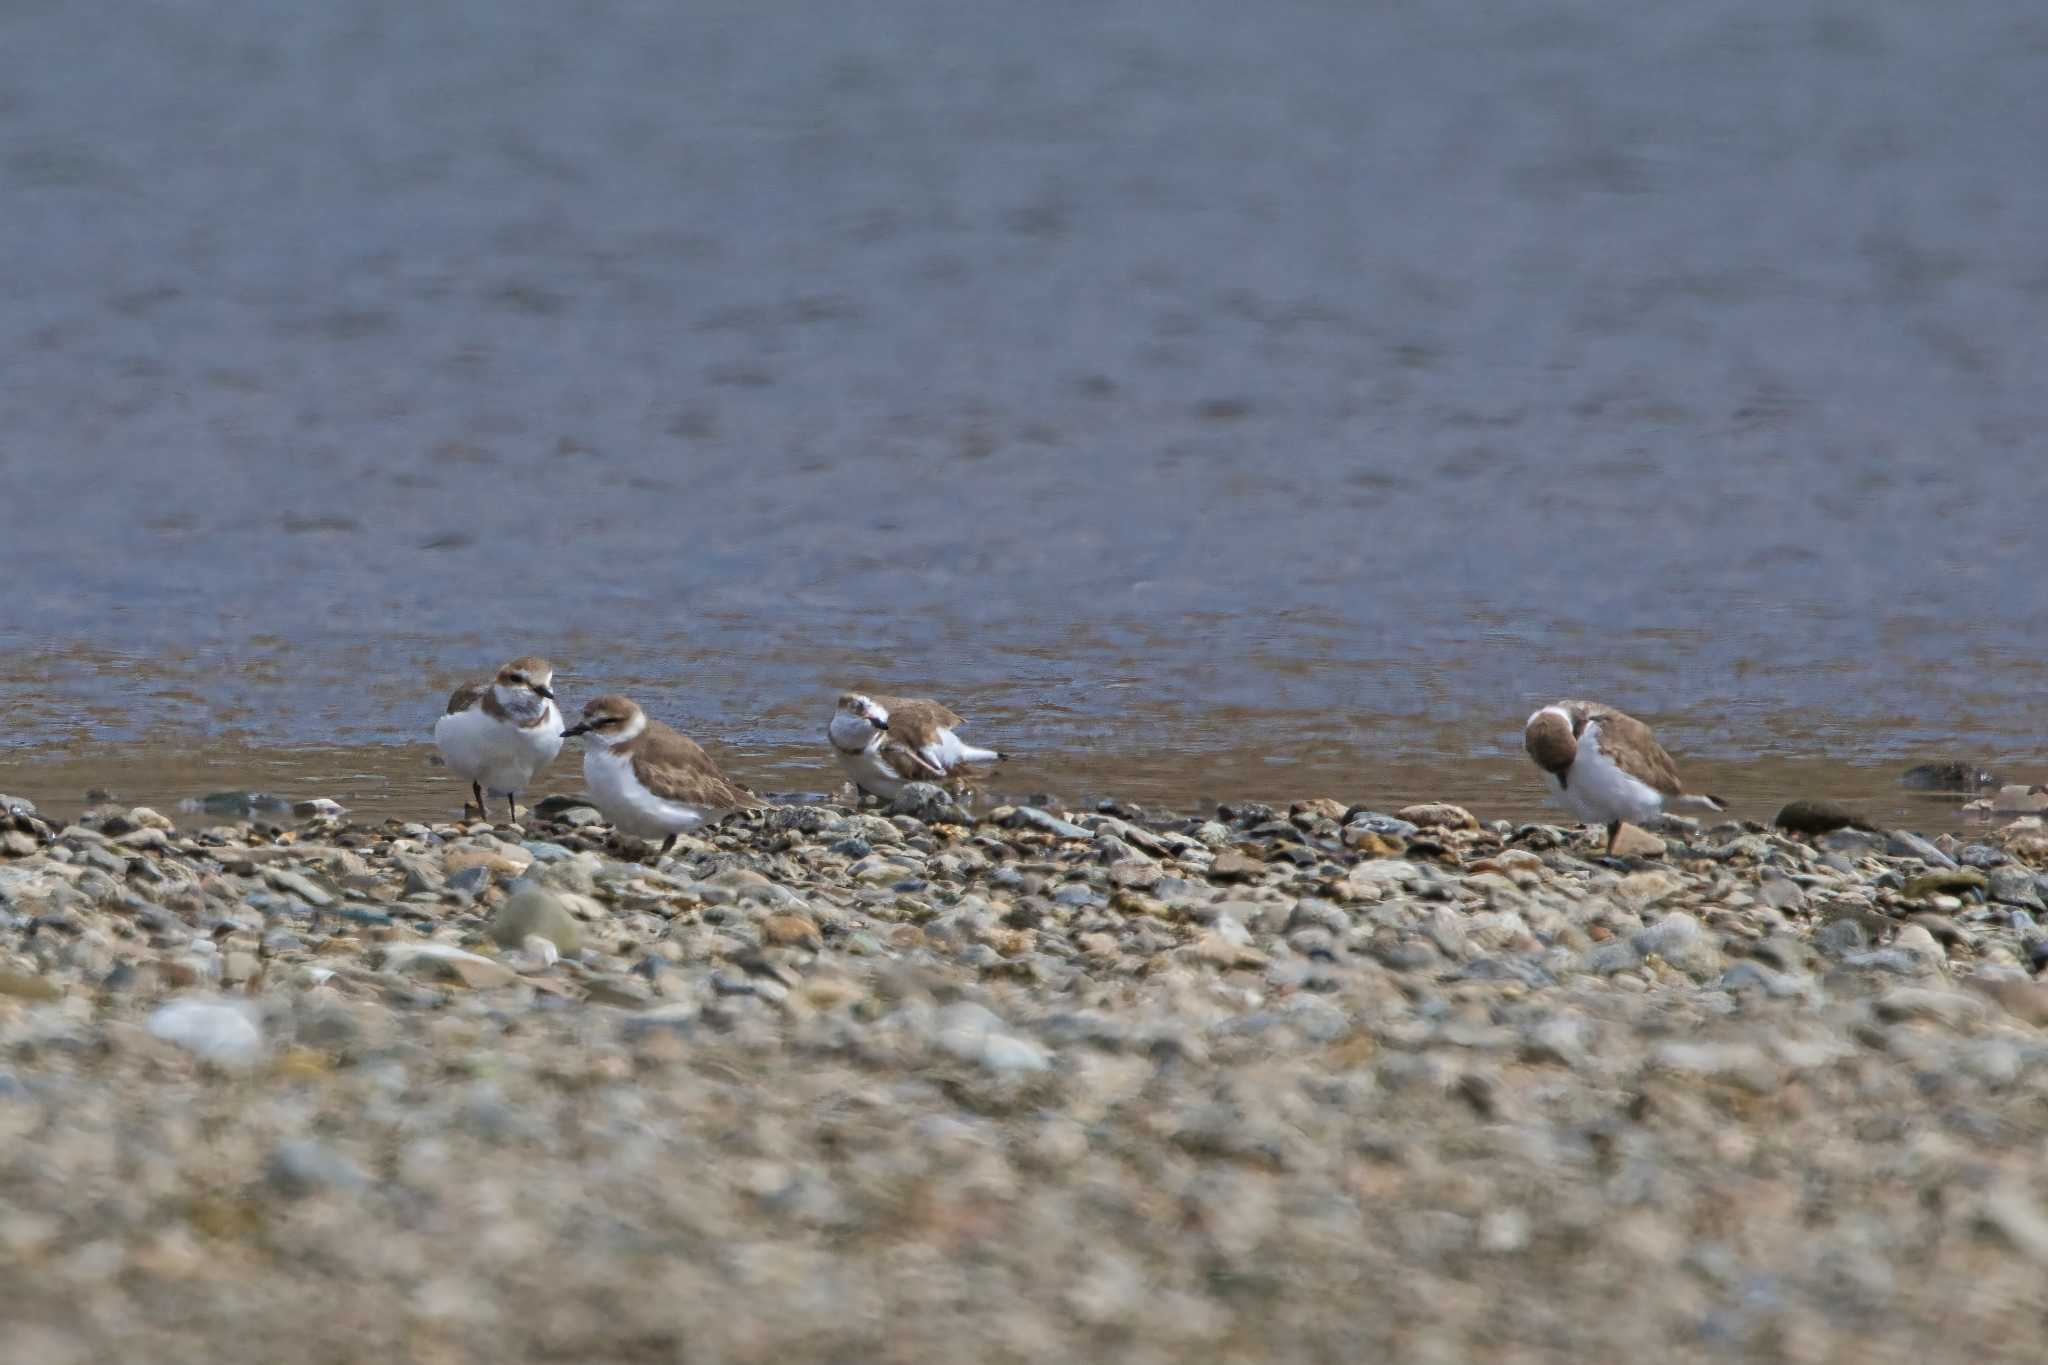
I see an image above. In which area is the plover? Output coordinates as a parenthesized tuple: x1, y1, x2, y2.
(1523, 700, 1726, 854)
(827, 692, 1007, 801)
(433, 655, 563, 821)
(562, 694, 755, 855)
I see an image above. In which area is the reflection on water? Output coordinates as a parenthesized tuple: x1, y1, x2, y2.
(1, 1, 2044, 807)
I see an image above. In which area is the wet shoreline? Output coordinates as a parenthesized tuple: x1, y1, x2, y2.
(0, 734, 2014, 837)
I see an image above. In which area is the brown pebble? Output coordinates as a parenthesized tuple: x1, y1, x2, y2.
(986, 928, 1035, 957)
(1207, 850, 1261, 883)
(1397, 802, 1480, 832)
(1608, 824, 1668, 859)
(1965, 976, 2048, 1026)
(1343, 829, 1406, 857)
(761, 914, 822, 951)
(0, 969, 60, 1001)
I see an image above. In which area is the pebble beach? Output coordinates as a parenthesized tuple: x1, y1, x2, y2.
(4, 784, 2048, 1363)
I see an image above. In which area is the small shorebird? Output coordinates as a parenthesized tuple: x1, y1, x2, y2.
(433, 655, 563, 821)
(1523, 700, 1726, 854)
(827, 692, 1007, 801)
(562, 694, 754, 855)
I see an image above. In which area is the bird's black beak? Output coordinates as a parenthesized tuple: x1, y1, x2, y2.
(562, 721, 591, 738)
(535, 684, 556, 701)
(872, 718, 889, 731)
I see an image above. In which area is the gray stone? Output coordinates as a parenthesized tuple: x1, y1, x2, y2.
(1427, 906, 1468, 960)
(1887, 831, 1957, 868)
(977, 1032, 1054, 1073)
(1003, 806, 1092, 840)
(934, 1002, 1051, 1073)
(888, 783, 969, 824)
(1873, 987, 1988, 1029)
(1477, 1207, 1532, 1254)
(1840, 949, 1934, 977)
(1344, 812, 1419, 839)
(1756, 873, 1806, 914)
(147, 998, 265, 1068)
(1814, 918, 1871, 958)
(1772, 800, 1874, 836)
(1818, 830, 1889, 859)
(1720, 961, 1815, 999)
(267, 1140, 370, 1198)
(1988, 866, 2045, 910)
(1959, 1039, 2023, 1087)
(445, 865, 494, 896)
(1893, 923, 1946, 959)
(1285, 898, 1350, 935)
(1647, 1041, 1780, 1093)
(1634, 911, 1717, 976)
(489, 886, 583, 955)
(1520, 1017, 1589, 1068)
(261, 866, 335, 907)
(379, 943, 519, 989)
(395, 856, 445, 895)
(533, 794, 601, 820)
(1978, 1186, 2048, 1266)
(1374, 938, 1442, 973)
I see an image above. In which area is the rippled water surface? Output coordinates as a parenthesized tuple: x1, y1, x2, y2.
(2, 0, 2045, 821)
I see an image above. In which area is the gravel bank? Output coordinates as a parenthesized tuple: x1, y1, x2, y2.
(3, 786, 2048, 1363)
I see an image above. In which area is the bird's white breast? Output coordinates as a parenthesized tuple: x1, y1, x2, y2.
(827, 712, 877, 752)
(434, 700, 562, 795)
(583, 745, 709, 838)
(1567, 722, 1667, 826)
(835, 744, 908, 799)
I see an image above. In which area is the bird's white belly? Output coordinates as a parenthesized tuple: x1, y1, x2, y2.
(1567, 740, 1667, 826)
(1540, 769, 1599, 824)
(584, 747, 709, 837)
(434, 703, 562, 796)
(925, 729, 970, 771)
(836, 745, 907, 798)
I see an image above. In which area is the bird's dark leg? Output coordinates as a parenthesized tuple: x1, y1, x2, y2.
(659, 833, 677, 858)
(506, 793, 519, 823)
(1605, 821, 1621, 856)
(471, 781, 485, 819)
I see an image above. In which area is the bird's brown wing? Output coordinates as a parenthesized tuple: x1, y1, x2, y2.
(872, 696, 964, 746)
(879, 740, 948, 781)
(1575, 701, 1688, 797)
(630, 721, 756, 809)
(445, 681, 488, 715)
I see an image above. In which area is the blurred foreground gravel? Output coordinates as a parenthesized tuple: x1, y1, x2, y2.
(3, 786, 2048, 1363)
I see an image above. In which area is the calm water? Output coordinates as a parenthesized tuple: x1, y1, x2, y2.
(2, 1, 2045, 825)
